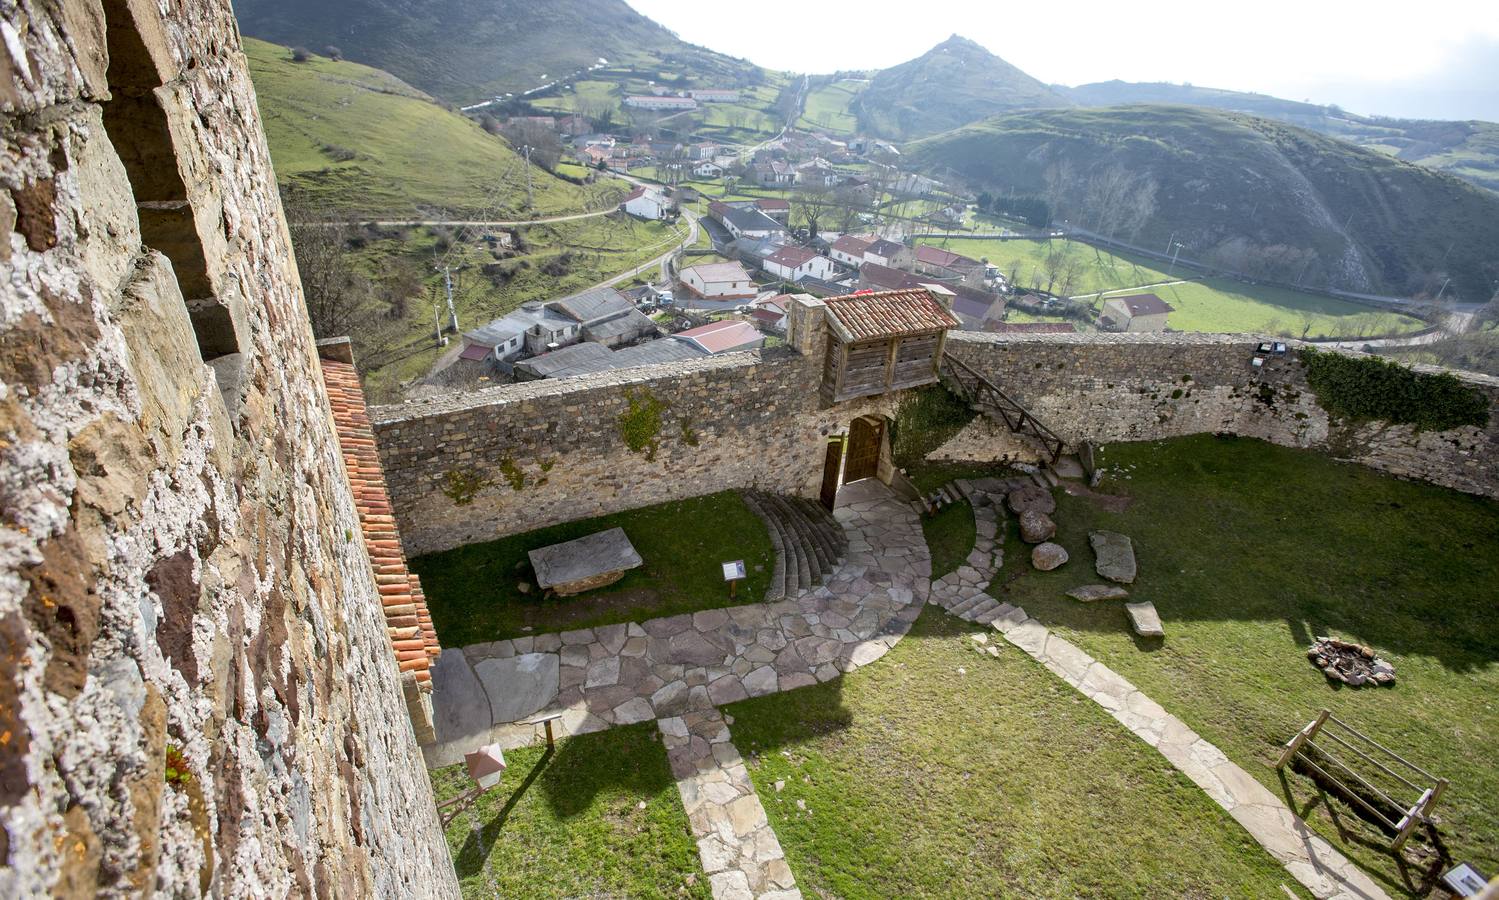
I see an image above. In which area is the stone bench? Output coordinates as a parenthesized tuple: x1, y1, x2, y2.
(529, 527, 643, 596)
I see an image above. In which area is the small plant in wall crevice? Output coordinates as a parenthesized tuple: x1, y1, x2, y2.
(441, 466, 491, 506)
(617, 389, 668, 460)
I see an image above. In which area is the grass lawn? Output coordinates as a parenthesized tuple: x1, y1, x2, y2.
(1120, 279, 1425, 339)
(921, 501, 975, 580)
(797, 78, 866, 134)
(412, 491, 775, 645)
(918, 236, 1174, 296)
(988, 435, 1499, 894)
(246, 39, 602, 218)
(433, 722, 708, 899)
(724, 609, 1307, 898)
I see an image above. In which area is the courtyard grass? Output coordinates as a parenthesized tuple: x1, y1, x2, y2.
(412, 491, 775, 646)
(920, 500, 974, 580)
(432, 722, 708, 899)
(985, 435, 1499, 894)
(724, 609, 1308, 898)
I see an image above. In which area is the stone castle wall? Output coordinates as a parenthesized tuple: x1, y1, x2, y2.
(372, 349, 900, 555)
(1, 2, 456, 895)
(372, 331, 1498, 560)
(945, 332, 1499, 498)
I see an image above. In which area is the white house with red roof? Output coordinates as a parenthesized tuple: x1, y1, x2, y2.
(671, 320, 765, 355)
(829, 234, 874, 268)
(763, 245, 838, 283)
(1100, 292, 1175, 332)
(679, 260, 757, 300)
(621, 186, 669, 220)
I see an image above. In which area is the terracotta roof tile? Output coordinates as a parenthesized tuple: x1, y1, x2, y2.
(823, 289, 960, 341)
(320, 358, 441, 686)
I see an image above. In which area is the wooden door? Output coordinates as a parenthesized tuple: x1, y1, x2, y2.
(818, 436, 845, 510)
(843, 417, 883, 485)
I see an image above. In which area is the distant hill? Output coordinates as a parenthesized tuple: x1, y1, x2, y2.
(232, 0, 760, 105)
(909, 105, 1499, 301)
(1062, 81, 1499, 194)
(245, 39, 611, 218)
(854, 35, 1071, 140)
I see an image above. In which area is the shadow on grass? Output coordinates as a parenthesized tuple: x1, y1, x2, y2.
(981, 435, 1499, 674)
(454, 747, 554, 879)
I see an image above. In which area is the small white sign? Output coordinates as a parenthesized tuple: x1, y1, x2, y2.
(722, 560, 746, 581)
(1442, 863, 1489, 896)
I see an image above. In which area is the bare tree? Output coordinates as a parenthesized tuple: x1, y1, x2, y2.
(286, 203, 373, 339)
(499, 119, 563, 170)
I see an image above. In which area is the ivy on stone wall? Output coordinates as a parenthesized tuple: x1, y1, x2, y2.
(617, 389, 668, 460)
(1301, 348, 1489, 432)
(498, 457, 526, 491)
(891, 383, 977, 469)
(441, 467, 491, 506)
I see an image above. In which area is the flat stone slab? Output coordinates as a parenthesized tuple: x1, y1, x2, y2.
(1007, 484, 1056, 516)
(1089, 531, 1137, 584)
(474, 653, 560, 722)
(529, 527, 643, 595)
(1067, 584, 1130, 602)
(1124, 601, 1165, 638)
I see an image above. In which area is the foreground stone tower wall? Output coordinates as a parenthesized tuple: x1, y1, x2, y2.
(1, 1, 456, 895)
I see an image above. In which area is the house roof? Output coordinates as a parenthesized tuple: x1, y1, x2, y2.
(551, 286, 633, 323)
(952, 292, 996, 321)
(753, 294, 791, 314)
(318, 357, 441, 685)
(682, 260, 751, 283)
(823, 289, 960, 342)
(1107, 293, 1175, 316)
(915, 245, 980, 268)
(767, 245, 819, 269)
(673, 320, 764, 354)
(514, 342, 616, 378)
(458, 342, 492, 361)
(748, 308, 784, 325)
(865, 238, 906, 258)
(610, 339, 708, 367)
(721, 206, 785, 234)
(755, 198, 790, 211)
(622, 186, 646, 202)
(463, 302, 570, 346)
(859, 261, 925, 291)
(584, 307, 656, 341)
(831, 234, 873, 255)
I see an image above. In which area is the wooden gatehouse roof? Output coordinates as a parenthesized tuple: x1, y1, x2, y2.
(822, 289, 960, 343)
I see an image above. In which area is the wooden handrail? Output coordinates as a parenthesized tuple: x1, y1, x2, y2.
(940, 351, 1067, 462)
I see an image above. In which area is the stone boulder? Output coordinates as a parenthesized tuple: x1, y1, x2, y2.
(1089, 531, 1136, 584)
(1124, 601, 1164, 638)
(1018, 509, 1056, 544)
(1007, 484, 1056, 516)
(1031, 542, 1069, 571)
(1066, 584, 1130, 602)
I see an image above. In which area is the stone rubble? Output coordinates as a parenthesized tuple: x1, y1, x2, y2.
(1066, 584, 1131, 602)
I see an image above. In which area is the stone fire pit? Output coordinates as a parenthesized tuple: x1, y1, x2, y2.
(1307, 637, 1395, 687)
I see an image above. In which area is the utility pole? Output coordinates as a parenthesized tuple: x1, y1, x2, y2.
(440, 264, 459, 333)
(1167, 241, 1183, 275)
(1164, 231, 1175, 254)
(523, 145, 534, 210)
(1434, 277, 1451, 303)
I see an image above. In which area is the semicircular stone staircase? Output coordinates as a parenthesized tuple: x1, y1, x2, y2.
(742, 491, 849, 602)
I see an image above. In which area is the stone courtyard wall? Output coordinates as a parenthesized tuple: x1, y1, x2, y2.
(1, 2, 455, 895)
(372, 350, 899, 555)
(945, 332, 1499, 499)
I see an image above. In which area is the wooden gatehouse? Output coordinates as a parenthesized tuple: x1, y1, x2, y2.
(818, 289, 961, 405)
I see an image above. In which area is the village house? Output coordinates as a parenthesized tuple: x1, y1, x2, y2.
(1100, 292, 1175, 332)
(680, 260, 758, 300)
(858, 261, 927, 292)
(691, 141, 720, 160)
(513, 337, 709, 381)
(624, 95, 698, 110)
(549, 286, 658, 348)
(829, 234, 874, 268)
(672, 320, 766, 355)
(753, 160, 795, 186)
(690, 88, 741, 103)
(459, 300, 579, 364)
(718, 205, 786, 241)
(693, 160, 724, 178)
(575, 145, 610, 167)
(950, 286, 1006, 330)
(748, 295, 792, 333)
(621, 186, 670, 220)
(755, 197, 791, 224)
(763, 245, 839, 284)
(864, 238, 914, 270)
(795, 160, 841, 188)
(913, 245, 986, 289)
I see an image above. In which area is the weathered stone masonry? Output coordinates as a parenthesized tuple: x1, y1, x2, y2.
(1, 2, 455, 896)
(946, 331, 1499, 499)
(374, 330, 1497, 559)
(373, 348, 902, 555)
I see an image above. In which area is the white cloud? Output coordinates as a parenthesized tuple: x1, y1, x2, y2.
(627, 0, 1499, 120)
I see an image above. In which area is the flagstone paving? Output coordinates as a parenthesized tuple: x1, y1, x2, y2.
(425, 479, 929, 768)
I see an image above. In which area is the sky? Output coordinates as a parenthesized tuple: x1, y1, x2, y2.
(626, 0, 1499, 121)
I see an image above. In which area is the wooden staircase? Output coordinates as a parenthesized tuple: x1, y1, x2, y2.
(939, 351, 1069, 466)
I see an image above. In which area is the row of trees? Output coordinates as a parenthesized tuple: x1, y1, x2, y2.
(1042, 161, 1159, 241)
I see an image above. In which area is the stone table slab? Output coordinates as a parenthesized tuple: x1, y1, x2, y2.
(529, 527, 643, 594)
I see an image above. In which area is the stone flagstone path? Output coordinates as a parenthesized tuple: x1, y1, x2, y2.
(985, 605, 1390, 900)
(661, 708, 800, 900)
(426, 479, 929, 767)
